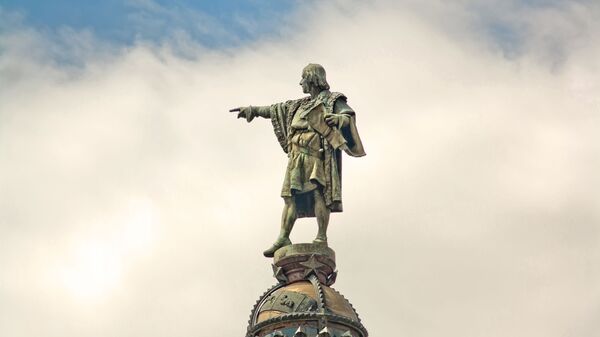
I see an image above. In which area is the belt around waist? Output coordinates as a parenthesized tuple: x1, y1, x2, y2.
(289, 143, 323, 158)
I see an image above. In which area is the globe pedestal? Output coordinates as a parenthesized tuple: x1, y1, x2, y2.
(273, 243, 336, 286)
(246, 243, 367, 337)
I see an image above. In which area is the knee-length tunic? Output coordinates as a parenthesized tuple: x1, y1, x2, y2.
(282, 130, 328, 196)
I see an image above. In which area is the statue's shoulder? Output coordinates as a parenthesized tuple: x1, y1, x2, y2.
(322, 91, 347, 106)
(285, 96, 311, 111)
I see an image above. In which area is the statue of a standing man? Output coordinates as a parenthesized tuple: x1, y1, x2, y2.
(231, 64, 365, 257)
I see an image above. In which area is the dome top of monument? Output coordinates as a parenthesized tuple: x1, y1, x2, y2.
(246, 244, 368, 337)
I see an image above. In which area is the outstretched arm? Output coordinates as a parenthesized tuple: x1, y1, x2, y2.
(253, 106, 271, 119)
(229, 105, 271, 123)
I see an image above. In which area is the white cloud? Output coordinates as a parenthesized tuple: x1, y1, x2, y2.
(1, 1, 599, 336)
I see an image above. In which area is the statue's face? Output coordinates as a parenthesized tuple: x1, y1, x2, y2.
(299, 72, 310, 94)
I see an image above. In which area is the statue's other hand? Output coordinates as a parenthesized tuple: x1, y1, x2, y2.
(324, 114, 339, 127)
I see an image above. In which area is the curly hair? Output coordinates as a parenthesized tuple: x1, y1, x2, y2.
(302, 63, 330, 91)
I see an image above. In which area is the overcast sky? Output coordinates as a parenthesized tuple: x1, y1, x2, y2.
(1, 1, 599, 336)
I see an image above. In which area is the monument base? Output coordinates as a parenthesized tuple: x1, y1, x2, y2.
(273, 243, 337, 286)
(246, 243, 367, 337)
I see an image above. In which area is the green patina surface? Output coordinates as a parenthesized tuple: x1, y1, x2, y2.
(230, 64, 365, 258)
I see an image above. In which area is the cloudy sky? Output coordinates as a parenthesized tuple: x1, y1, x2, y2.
(1, 0, 599, 336)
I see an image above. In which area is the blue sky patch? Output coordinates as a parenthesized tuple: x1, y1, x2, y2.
(0, 0, 299, 47)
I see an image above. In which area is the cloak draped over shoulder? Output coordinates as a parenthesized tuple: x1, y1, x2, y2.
(268, 91, 365, 218)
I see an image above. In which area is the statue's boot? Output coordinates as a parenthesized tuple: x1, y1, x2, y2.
(263, 237, 292, 257)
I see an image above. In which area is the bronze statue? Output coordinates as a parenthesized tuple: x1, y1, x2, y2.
(230, 64, 365, 257)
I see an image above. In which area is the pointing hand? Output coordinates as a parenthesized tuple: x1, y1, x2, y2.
(229, 106, 255, 122)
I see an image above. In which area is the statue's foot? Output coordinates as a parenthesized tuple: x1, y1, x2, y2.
(312, 237, 328, 245)
(263, 237, 292, 258)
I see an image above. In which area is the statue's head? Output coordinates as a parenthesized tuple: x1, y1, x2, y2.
(300, 63, 330, 94)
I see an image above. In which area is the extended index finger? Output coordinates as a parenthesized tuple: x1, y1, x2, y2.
(229, 107, 241, 112)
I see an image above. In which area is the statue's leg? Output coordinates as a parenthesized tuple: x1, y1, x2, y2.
(280, 196, 297, 240)
(313, 188, 330, 244)
(263, 196, 296, 257)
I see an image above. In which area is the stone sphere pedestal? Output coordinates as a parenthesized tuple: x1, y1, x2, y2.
(273, 243, 337, 286)
(246, 243, 367, 337)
